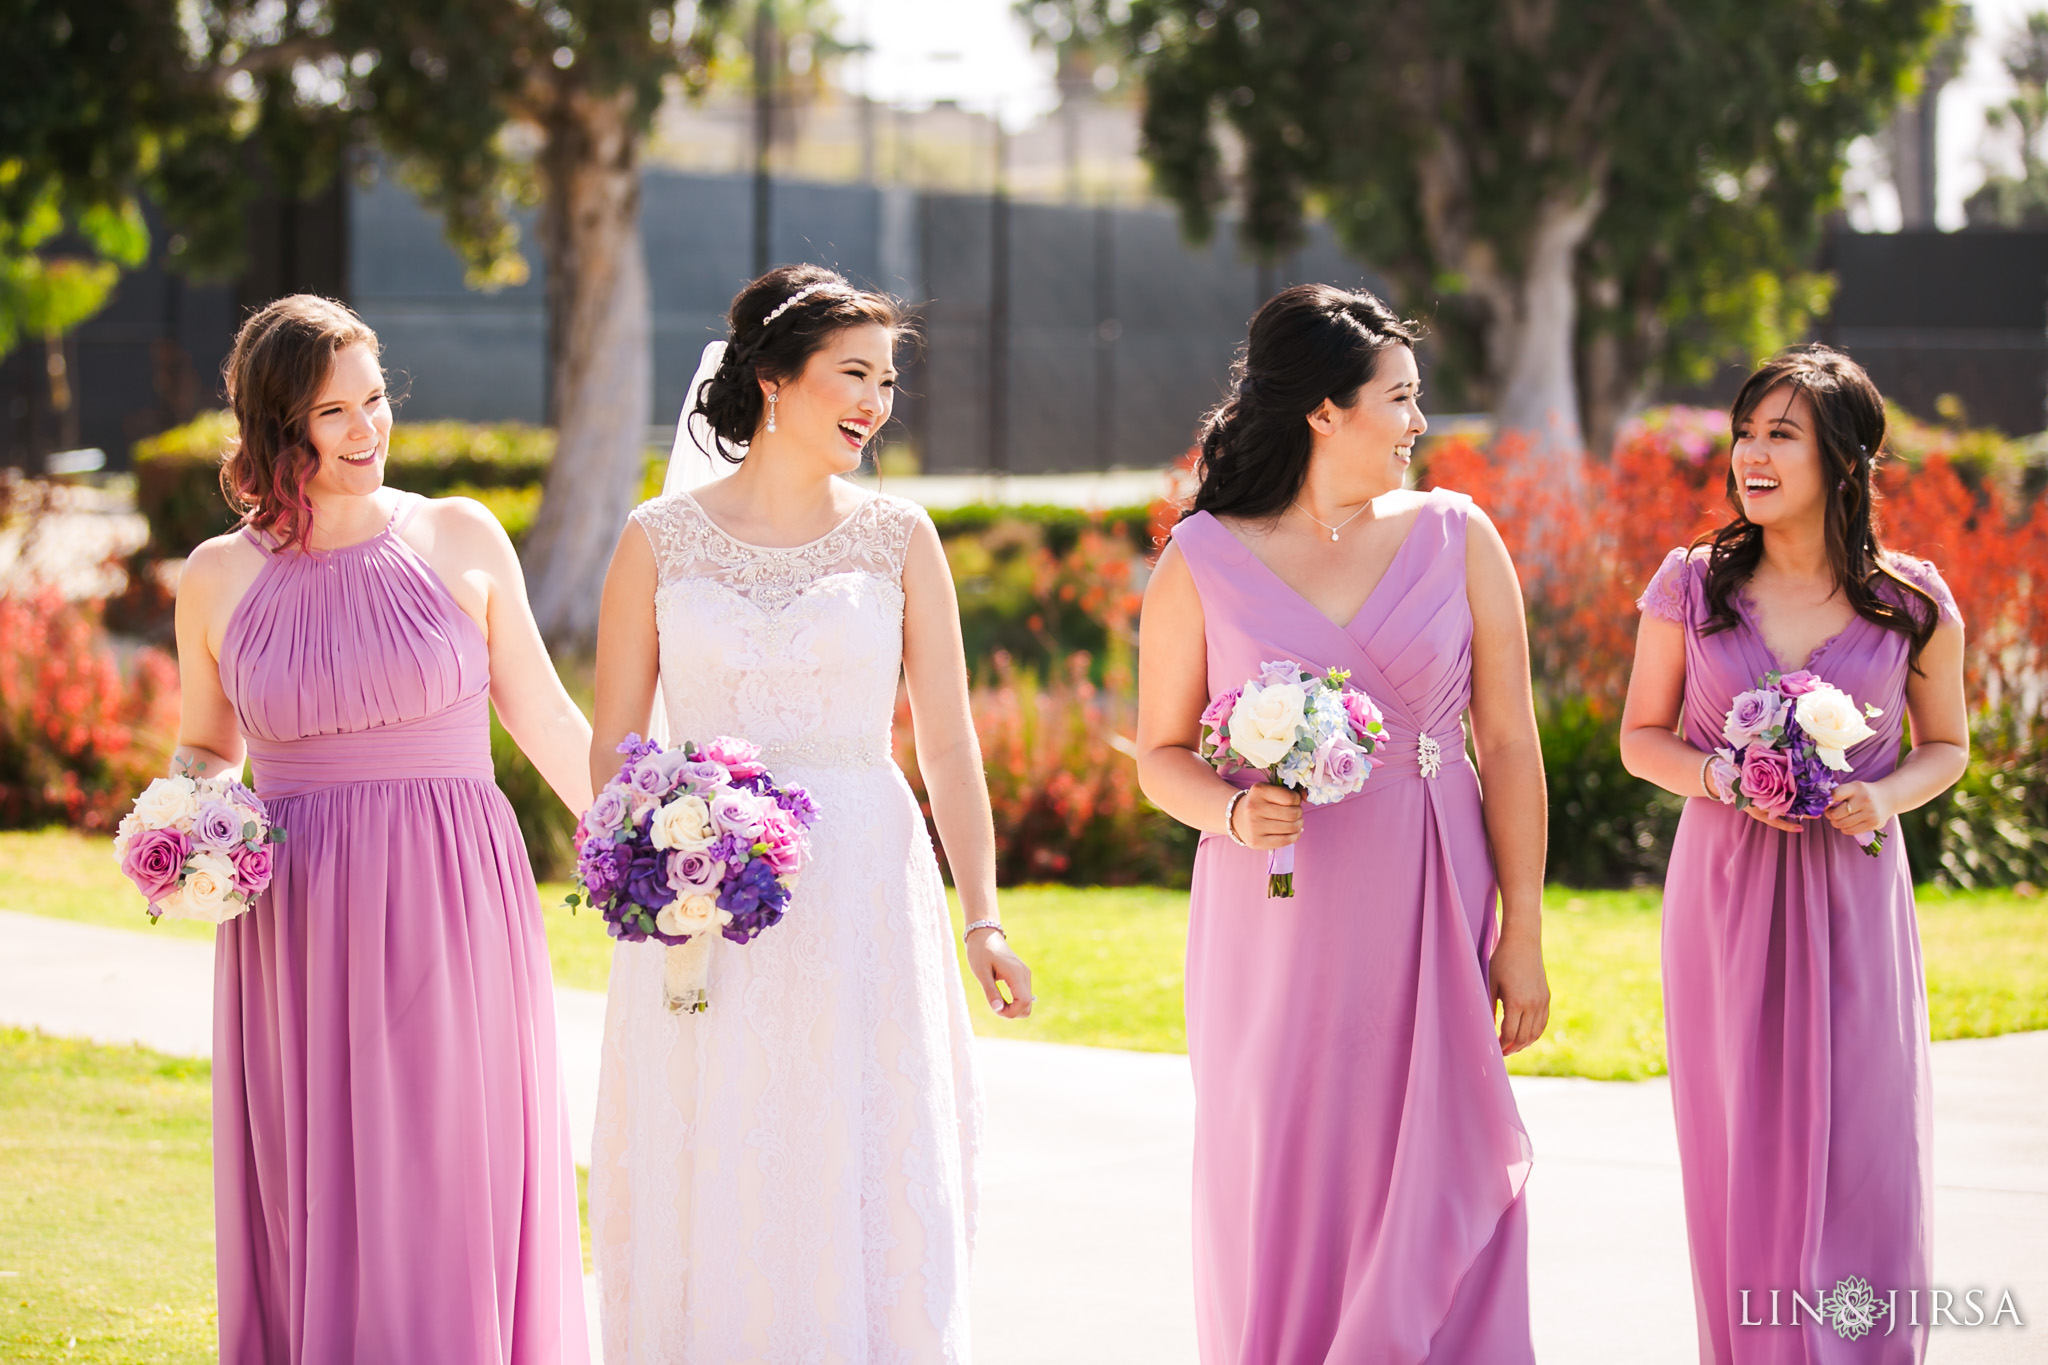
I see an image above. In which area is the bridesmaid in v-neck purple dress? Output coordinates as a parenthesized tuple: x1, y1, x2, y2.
(1621, 346, 1969, 1365)
(1138, 286, 1551, 1364)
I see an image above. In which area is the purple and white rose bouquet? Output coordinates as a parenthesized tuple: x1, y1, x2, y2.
(1710, 668, 1886, 855)
(1199, 659, 1388, 898)
(571, 732, 818, 1012)
(115, 774, 283, 923)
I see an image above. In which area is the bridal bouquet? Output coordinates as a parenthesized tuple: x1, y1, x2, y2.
(1199, 659, 1388, 897)
(115, 775, 283, 923)
(571, 733, 818, 1012)
(1710, 668, 1886, 855)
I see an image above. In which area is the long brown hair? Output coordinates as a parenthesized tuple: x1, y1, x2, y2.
(220, 295, 380, 553)
(1697, 345, 1939, 669)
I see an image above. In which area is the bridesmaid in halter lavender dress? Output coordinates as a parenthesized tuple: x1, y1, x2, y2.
(171, 297, 595, 1362)
(1137, 285, 1551, 1364)
(1621, 347, 1968, 1365)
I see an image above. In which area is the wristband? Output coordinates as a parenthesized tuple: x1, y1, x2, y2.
(1224, 788, 1253, 847)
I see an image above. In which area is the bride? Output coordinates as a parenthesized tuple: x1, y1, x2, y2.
(586, 264, 1033, 1362)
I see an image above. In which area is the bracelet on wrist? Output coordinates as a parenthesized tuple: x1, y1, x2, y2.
(1224, 788, 1253, 848)
(963, 919, 1003, 944)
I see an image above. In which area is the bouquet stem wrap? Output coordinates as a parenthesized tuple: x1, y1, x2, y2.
(662, 935, 714, 1014)
(1267, 843, 1296, 899)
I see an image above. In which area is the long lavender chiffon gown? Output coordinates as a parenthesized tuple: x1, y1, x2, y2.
(1172, 490, 1536, 1365)
(212, 493, 588, 1364)
(1639, 546, 1958, 1365)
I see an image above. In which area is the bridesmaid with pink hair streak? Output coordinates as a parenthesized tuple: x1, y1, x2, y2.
(1622, 345, 1968, 1364)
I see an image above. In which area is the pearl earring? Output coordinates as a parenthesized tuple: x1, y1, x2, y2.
(766, 392, 778, 433)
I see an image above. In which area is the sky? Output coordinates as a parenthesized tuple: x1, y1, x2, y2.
(848, 0, 2044, 227)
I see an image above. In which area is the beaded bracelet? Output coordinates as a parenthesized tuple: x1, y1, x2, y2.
(963, 919, 1003, 943)
(1224, 788, 1253, 847)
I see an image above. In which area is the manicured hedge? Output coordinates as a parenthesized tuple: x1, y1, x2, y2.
(132, 413, 555, 555)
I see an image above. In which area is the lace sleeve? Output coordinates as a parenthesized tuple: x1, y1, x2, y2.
(1637, 546, 1693, 623)
(866, 494, 927, 585)
(1884, 552, 1964, 627)
(628, 495, 698, 584)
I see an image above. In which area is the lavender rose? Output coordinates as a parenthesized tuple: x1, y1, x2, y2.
(1306, 739, 1368, 804)
(123, 827, 191, 904)
(667, 848, 723, 895)
(1739, 747, 1798, 819)
(581, 788, 630, 841)
(192, 800, 246, 852)
(676, 759, 732, 795)
(624, 759, 671, 798)
(711, 788, 768, 841)
(1722, 688, 1787, 749)
(231, 842, 274, 896)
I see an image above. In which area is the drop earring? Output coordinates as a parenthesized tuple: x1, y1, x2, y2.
(766, 392, 778, 434)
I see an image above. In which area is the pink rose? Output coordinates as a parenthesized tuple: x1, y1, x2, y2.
(1775, 670, 1822, 697)
(122, 827, 190, 903)
(1339, 689, 1383, 739)
(756, 808, 806, 874)
(1739, 746, 1798, 818)
(1199, 687, 1242, 734)
(701, 736, 767, 780)
(231, 842, 274, 896)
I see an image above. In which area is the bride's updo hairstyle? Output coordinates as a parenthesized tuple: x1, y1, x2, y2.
(694, 263, 908, 462)
(1697, 344, 1939, 667)
(1187, 283, 1421, 523)
(219, 294, 380, 554)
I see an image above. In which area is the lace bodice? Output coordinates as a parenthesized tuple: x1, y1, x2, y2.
(632, 490, 926, 768)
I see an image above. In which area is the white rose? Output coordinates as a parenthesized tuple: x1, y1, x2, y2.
(655, 893, 727, 938)
(649, 794, 715, 852)
(1228, 680, 1310, 768)
(181, 851, 242, 923)
(112, 812, 141, 864)
(133, 776, 200, 830)
(1794, 686, 1878, 772)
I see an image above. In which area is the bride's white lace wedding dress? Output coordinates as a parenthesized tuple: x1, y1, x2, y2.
(589, 488, 983, 1364)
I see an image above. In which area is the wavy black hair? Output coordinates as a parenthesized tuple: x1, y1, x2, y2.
(1696, 344, 1940, 671)
(1185, 283, 1422, 523)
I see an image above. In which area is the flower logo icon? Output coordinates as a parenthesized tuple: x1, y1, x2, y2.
(1819, 1276, 1889, 1340)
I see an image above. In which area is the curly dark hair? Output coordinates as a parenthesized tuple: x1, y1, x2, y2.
(1186, 283, 1422, 523)
(693, 264, 910, 462)
(1696, 344, 1940, 671)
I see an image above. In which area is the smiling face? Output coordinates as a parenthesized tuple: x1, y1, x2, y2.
(760, 323, 896, 474)
(1731, 384, 1826, 530)
(1307, 344, 1427, 484)
(302, 342, 391, 500)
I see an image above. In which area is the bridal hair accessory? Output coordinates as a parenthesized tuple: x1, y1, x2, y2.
(761, 281, 832, 329)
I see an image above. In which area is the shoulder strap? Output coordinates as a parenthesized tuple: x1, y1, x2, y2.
(388, 490, 427, 536)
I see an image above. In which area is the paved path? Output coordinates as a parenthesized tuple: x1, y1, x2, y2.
(3, 908, 2041, 1363)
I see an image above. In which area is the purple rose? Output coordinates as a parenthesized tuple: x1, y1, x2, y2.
(1739, 747, 1798, 819)
(624, 845, 677, 911)
(191, 800, 246, 852)
(701, 736, 767, 780)
(625, 759, 671, 798)
(1307, 739, 1368, 801)
(1775, 670, 1822, 697)
(122, 827, 190, 904)
(1257, 659, 1302, 687)
(1722, 687, 1787, 749)
(231, 842, 274, 896)
(711, 788, 768, 840)
(667, 848, 723, 895)
(677, 759, 732, 795)
(1707, 750, 1743, 802)
(580, 788, 630, 841)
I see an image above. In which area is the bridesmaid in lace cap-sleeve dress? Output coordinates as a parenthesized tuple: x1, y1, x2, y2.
(1138, 285, 1551, 1364)
(587, 266, 1035, 1363)
(1621, 347, 1969, 1365)
(172, 297, 595, 1362)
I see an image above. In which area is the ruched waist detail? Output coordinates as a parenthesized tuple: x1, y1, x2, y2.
(246, 691, 495, 799)
(1369, 727, 1471, 782)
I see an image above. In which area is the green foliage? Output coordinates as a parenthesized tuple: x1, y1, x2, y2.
(492, 708, 578, 883)
(1539, 699, 1686, 888)
(1082, 0, 1952, 420)
(131, 413, 556, 555)
(1965, 13, 2048, 227)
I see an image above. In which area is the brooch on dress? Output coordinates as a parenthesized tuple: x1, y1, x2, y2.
(1417, 733, 1443, 779)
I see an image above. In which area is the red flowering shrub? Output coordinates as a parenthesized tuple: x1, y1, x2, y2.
(0, 589, 180, 830)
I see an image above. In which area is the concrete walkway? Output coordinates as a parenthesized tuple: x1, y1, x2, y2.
(2, 907, 2041, 1363)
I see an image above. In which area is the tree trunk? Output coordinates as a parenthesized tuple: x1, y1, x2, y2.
(522, 88, 652, 651)
(1489, 186, 1604, 467)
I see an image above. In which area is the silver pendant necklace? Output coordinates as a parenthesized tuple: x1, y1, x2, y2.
(1294, 498, 1372, 542)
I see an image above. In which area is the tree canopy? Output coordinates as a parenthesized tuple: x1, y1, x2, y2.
(1062, 0, 1955, 456)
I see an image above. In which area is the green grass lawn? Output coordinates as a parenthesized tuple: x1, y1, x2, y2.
(9, 828, 2045, 1082)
